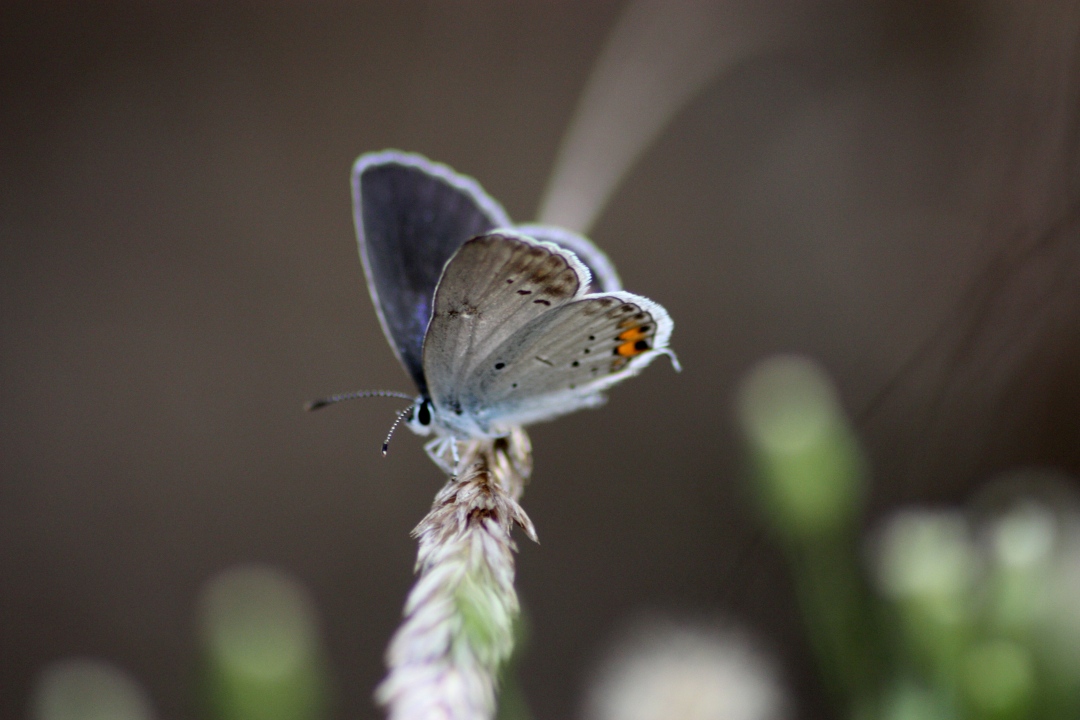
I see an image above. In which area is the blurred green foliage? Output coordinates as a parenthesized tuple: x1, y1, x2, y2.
(197, 566, 330, 720)
(31, 352, 1080, 720)
(738, 354, 1080, 720)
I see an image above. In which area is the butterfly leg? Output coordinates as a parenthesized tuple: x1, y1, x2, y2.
(423, 436, 457, 476)
(450, 437, 460, 468)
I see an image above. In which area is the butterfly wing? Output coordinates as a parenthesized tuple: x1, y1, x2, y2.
(424, 231, 675, 436)
(422, 232, 593, 427)
(353, 150, 510, 393)
(464, 292, 676, 432)
(515, 224, 622, 293)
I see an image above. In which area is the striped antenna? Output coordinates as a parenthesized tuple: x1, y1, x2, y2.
(304, 390, 415, 412)
(382, 407, 414, 456)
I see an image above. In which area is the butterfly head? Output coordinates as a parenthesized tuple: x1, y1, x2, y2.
(405, 397, 436, 437)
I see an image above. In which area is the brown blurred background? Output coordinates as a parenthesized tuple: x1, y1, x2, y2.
(2, 2, 1079, 719)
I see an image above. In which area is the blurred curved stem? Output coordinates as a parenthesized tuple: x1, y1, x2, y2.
(791, 537, 887, 718)
(537, 0, 785, 234)
(736, 356, 885, 716)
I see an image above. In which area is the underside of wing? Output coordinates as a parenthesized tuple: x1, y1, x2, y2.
(464, 291, 676, 432)
(353, 150, 510, 392)
(515, 224, 622, 293)
(423, 232, 592, 414)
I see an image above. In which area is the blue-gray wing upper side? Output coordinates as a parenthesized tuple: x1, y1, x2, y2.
(353, 151, 510, 393)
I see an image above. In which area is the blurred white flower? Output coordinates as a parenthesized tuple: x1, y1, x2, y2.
(583, 619, 786, 720)
(969, 470, 1080, 667)
(31, 658, 155, 720)
(872, 509, 978, 605)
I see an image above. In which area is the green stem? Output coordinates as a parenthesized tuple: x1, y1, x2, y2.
(790, 534, 886, 719)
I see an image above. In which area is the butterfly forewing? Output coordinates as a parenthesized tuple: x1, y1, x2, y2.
(423, 233, 590, 418)
(515, 224, 622, 293)
(463, 292, 674, 432)
(354, 151, 510, 393)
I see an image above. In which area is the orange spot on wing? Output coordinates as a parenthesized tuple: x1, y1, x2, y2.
(616, 341, 644, 357)
(617, 326, 649, 342)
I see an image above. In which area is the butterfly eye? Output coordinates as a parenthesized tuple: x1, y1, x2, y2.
(417, 400, 432, 426)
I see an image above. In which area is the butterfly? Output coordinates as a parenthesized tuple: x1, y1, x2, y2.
(313, 150, 678, 471)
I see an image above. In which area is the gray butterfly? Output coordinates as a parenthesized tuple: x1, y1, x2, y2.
(315, 150, 678, 470)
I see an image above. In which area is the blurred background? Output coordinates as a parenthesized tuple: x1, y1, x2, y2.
(2, 1, 1079, 719)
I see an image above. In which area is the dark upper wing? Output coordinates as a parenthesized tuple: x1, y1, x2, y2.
(353, 151, 510, 393)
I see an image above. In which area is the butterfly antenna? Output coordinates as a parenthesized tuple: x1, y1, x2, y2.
(382, 407, 413, 456)
(304, 390, 415, 412)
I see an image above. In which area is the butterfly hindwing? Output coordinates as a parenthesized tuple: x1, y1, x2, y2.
(353, 151, 510, 393)
(422, 232, 592, 420)
(461, 292, 675, 432)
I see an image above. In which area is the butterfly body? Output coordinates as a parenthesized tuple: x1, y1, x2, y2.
(350, 151, 677, 467)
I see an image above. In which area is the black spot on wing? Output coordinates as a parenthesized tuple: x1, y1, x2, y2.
(498, 236, 581, 302)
